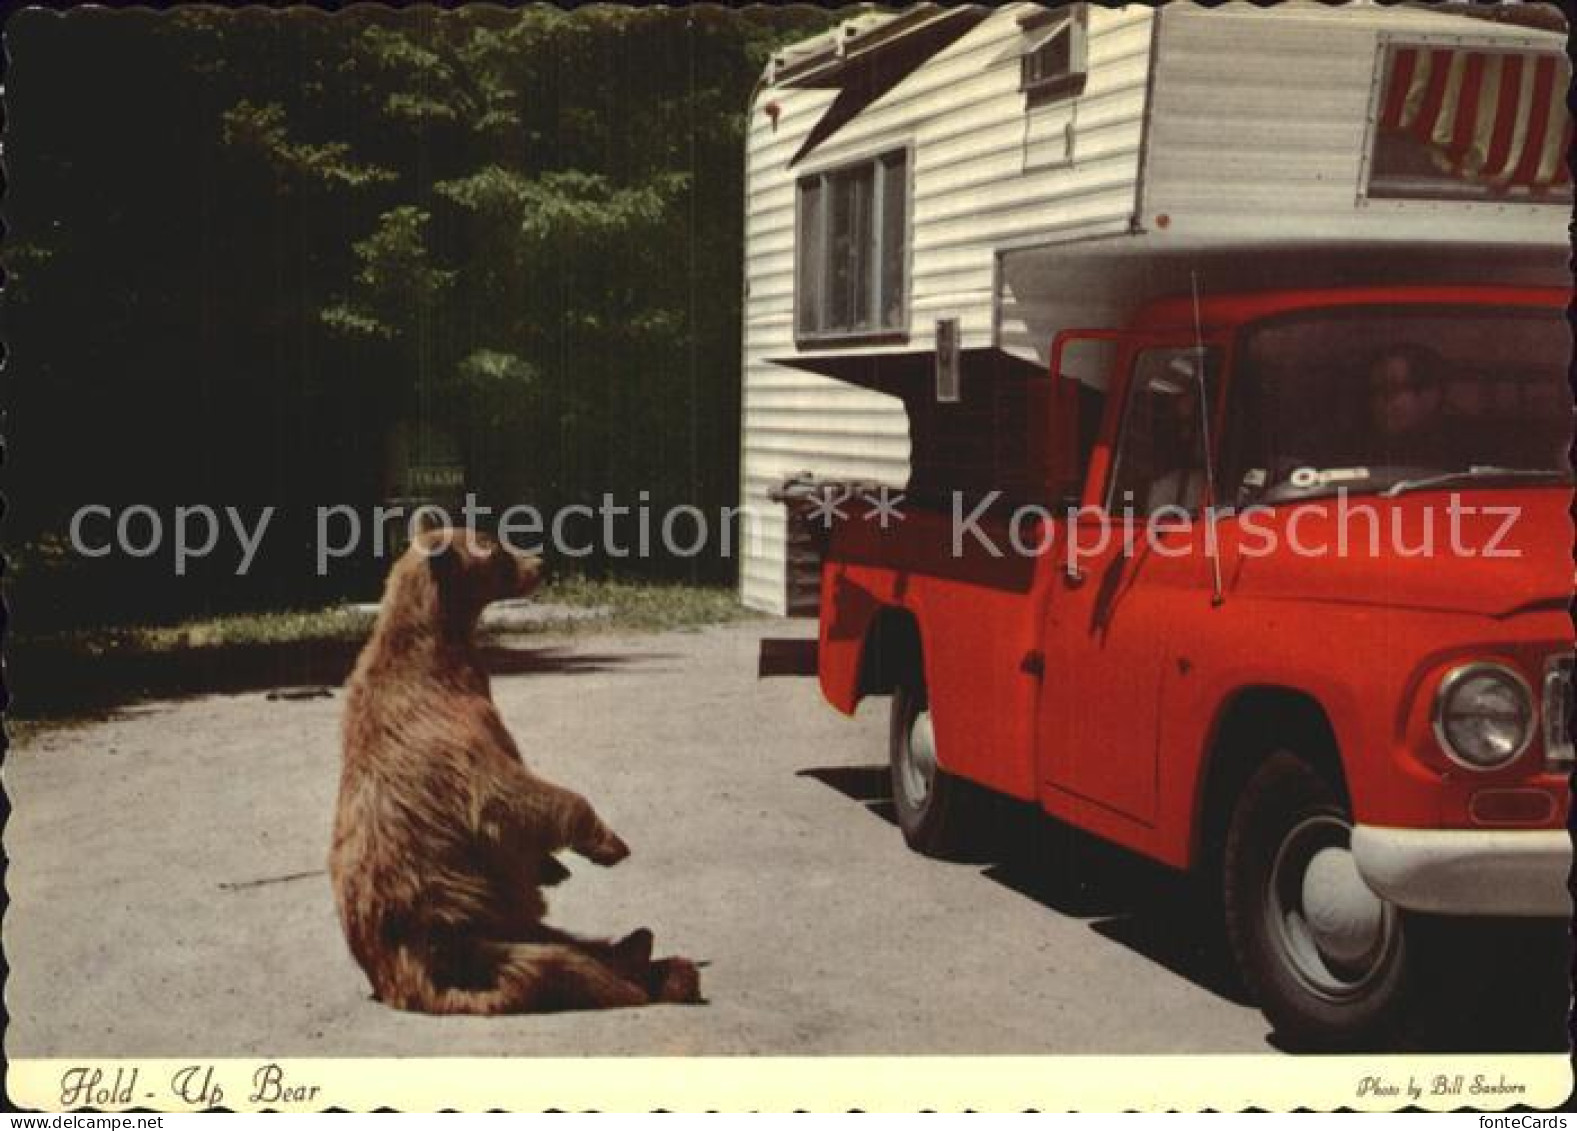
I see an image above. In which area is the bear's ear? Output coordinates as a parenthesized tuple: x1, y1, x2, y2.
(412, 507, 445, 535)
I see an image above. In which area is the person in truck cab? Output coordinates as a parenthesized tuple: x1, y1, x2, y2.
(1143, 379, 1207, 513)
(1366, 343, 1451, 469)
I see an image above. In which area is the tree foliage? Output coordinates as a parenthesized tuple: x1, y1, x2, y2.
(5, 6, 835, 625)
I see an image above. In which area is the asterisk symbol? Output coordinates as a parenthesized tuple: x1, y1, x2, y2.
(863, 486, 907, 529)
(804, 486, 850, 528)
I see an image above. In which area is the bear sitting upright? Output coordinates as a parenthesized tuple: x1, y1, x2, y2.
(330, 526, 701, 1013)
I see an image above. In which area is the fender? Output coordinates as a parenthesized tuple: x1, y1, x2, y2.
(818, 551, 1044, 801)
(1167, 601, 1570, 872)
(817, 560, 900, 716)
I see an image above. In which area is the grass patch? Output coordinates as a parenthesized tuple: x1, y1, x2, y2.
(541, 576, 756, 634)
(6, 715, 97, 746)
(5, 578, 756, 724)
(13, 577, 750, 657)
(23, 606, 380, 658)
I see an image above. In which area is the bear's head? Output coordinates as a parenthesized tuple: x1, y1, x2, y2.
(380, 526, 544, 640)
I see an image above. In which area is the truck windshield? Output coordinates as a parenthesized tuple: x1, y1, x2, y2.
(1226, 306, 1572, 503)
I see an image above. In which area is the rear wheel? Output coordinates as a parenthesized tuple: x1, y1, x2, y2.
(1223, 752, 1409, 1049)
(889, 669, 972, 857)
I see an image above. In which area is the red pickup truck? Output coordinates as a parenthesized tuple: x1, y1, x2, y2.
(801, 283, 1571, 1048)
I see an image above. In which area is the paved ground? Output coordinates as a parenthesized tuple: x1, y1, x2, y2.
(3, 621, 1562, 1057)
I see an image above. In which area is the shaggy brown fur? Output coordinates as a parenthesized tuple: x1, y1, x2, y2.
(329, 527, 701, 1013)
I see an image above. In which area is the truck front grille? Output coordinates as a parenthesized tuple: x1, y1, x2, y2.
(1543, 654, 1573, 768)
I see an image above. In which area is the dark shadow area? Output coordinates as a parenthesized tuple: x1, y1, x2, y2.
(757, 636, 819, 678)
(1257, 917, 1571, 1055)
(801, 763, 1573, 1054)
(800, 764, 888, 803)
(979, 801, 1254, 1008)
(7, 638, 659, 722)
(7, 637, 365, 721)
(481, 644, 670, 680)
(799, 765, 899, 828)
(799, 762, 1252, 1007)
(1388, 917, 1571, 1055)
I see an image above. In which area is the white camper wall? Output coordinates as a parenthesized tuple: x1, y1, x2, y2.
(998, 3, 1569, 372)
(739, 4, 1156, 614)
(740, 80, 903, 614)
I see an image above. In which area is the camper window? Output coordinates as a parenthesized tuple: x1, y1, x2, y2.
(1366, 45, 1571, 203)
(795, 150, 909, 342)
(1019, 6, 1087, 103)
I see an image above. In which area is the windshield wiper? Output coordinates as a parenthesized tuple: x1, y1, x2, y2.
(1382, 467, 1566, 498)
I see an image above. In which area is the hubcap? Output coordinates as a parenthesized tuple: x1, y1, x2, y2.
(1268, 814, 1398, 1000)
(899, 705, 937, 809)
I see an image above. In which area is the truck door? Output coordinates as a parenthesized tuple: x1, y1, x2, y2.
(1039, 344, 1222, 828)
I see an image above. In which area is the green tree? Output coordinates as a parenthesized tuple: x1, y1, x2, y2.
(5, 6, 836, 626)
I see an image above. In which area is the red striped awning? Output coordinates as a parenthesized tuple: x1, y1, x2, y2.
(1379, 46, 1571, 192)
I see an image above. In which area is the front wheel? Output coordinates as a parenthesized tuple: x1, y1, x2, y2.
(1223, 753, 1409, 1050)
(889, 672, 972, 857)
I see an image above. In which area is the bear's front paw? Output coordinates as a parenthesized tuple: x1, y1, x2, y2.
(649, 957, 703, 1004)
(537, 855, 572, 886)
(612, 927, 654, 974)
(582, 828, 630, 866)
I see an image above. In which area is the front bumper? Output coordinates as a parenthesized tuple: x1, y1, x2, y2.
(1352, 825, 1572, 918)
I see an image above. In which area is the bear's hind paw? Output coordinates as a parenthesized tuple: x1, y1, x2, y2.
(648, 956, 703, 1004)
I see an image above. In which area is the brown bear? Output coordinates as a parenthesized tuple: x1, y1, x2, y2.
(329, 526, 701, 1013)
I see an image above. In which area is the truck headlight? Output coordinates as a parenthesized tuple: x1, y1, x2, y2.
(1433, 663, 1534, 770)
